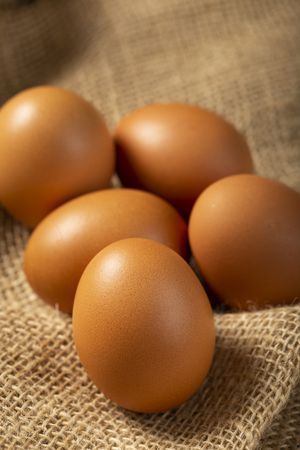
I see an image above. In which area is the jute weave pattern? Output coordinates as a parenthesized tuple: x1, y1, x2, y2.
(0, 1, 299, 448)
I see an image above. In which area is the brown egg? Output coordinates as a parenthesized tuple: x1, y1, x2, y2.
(115, 103, 253, 217)
(24, 188, 187, 313)
(73, 238, 215, 413)
(189, 174, 300, 310)
(0, 86, 115, 227)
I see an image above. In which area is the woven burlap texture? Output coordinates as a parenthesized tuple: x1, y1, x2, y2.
(0, 1, 299, 449)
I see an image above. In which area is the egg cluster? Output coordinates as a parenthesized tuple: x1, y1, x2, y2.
(0, 86, 299, 413)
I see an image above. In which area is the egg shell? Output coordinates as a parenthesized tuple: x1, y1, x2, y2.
(189, 174, 300, 310)
(115, 103, 253, 217)
(73, 238, 215, 413)
(0, 86, 115, 227)
(24, 188, 187, 313)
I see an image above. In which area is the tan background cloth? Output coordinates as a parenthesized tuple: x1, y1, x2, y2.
(0, 0, 299, 448)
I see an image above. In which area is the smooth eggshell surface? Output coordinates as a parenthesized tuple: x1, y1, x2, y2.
(115, 103, 253, 217)
(73, 238, 215, 413)
(0, 86, 115, 227)
(189, 174, 300, 310)
(24, 189, 187, 313)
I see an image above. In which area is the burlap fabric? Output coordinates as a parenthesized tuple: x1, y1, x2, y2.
(0, 1, 299, 448)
